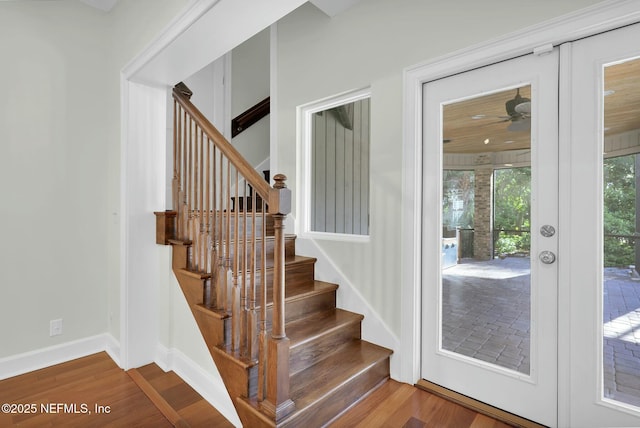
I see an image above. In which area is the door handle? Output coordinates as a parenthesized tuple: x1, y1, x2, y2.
(539, 250, 556, 264)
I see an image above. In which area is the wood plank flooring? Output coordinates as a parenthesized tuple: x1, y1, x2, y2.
(330, 379, 514, 428)
(0, 352, 515, 427)
(0, 352, 232, 427)
(133, 362, 233, 427)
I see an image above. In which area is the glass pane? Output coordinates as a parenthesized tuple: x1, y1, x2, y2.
(441, 86, 532, 374)
(311, 98, 370, 235)
(602, 57, 640, 407)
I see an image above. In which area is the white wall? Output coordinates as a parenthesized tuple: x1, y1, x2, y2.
(0, 0, 187, 361)
(275, 0, 603, 337)
(184, 63, 217, 119)
(232, 28, 271, 169)
(0, 0, 110, 359)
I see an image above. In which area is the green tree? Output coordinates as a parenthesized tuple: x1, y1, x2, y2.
(603, 155, 636, 267)
(494, 167, 531, 255)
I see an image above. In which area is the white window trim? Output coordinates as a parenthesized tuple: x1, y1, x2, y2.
(296, 87, 372, 242)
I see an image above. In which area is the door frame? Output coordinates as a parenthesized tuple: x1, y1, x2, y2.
(400, 0, 640, 424)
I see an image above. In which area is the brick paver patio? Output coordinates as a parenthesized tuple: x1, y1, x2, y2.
(604, 266, 640, 407)
(442, 257, 531, 374)
(442, 257, 640, 408)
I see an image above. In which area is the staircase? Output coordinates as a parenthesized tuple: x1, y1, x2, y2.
(155, 83, 392, 427)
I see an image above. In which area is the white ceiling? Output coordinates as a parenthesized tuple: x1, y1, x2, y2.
(84, 0, 362, 16)
(1, 0, 361, 15)
(0, 0, 118, 11)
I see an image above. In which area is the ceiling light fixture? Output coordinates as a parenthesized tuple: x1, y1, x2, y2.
(484, 138, 490, 145)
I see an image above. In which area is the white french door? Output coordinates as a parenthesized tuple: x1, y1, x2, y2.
(563, 22, 640, 427)
(421, 21, 640, 428)
(421, 50, 559, 427)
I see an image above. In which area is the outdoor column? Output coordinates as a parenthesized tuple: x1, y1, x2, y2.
(474, 155, 494, 260)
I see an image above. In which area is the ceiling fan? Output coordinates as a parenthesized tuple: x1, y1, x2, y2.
(501, 88, 531, 131)
(479, 88, 531, 132)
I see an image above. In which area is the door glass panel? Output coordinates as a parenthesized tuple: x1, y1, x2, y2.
(602, 57, 640, 407)
(441, 86, 532, 374)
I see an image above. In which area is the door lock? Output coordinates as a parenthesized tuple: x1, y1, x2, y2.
(540, 225, 556, 237)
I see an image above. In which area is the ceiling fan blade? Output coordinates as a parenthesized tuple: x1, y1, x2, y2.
(507, 118, 531, 132)
(482, 118, 512, 126)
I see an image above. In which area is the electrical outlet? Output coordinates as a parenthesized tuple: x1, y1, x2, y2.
(50, 319, 63, 337)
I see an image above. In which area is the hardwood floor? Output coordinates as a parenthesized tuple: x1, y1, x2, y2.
(0, 352, 515, 427)
(132, 362, 233, 427)
(330, 380, 514, 428)
(0, 352, 232, 427)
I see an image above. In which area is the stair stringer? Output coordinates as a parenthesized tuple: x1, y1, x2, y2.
(169, 241, 256, 424)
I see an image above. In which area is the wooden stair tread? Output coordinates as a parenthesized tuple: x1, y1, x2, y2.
(174, 268, 211, 280)
(193, 280, 337, 311)
(190, 279, 336, 315)
(193, 304, 228, 319)
(289, 340, 392, 408)
(287, 309, 363, 347)
(211, 344, 254, 370)
(171, 253, 312, 283)
(284, 279, 336, 300)
(260, 254, 316, 272)
(283, 254, 315, 267)
(169, 238, 192, 246)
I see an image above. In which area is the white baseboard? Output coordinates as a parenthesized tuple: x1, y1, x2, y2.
(155, 344, 241, 427)
(0, 333, 119, 381)
(294, 237, 402, 380)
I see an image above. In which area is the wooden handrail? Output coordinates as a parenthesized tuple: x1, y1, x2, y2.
(173, 86, 273, 203)
(231, 97, 270, 138)
(171, 82, 292, 420)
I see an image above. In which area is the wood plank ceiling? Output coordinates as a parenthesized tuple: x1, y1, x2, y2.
(441, 57, 640, 155)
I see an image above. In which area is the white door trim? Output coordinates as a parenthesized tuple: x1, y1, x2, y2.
(400, 0, 640, 408)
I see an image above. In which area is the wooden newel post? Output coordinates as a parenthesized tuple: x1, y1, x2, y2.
(262, 174, 295, 421)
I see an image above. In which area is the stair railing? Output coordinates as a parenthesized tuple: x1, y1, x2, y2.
(172, 83, 294, 421)
(231, 96, 270, 137)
